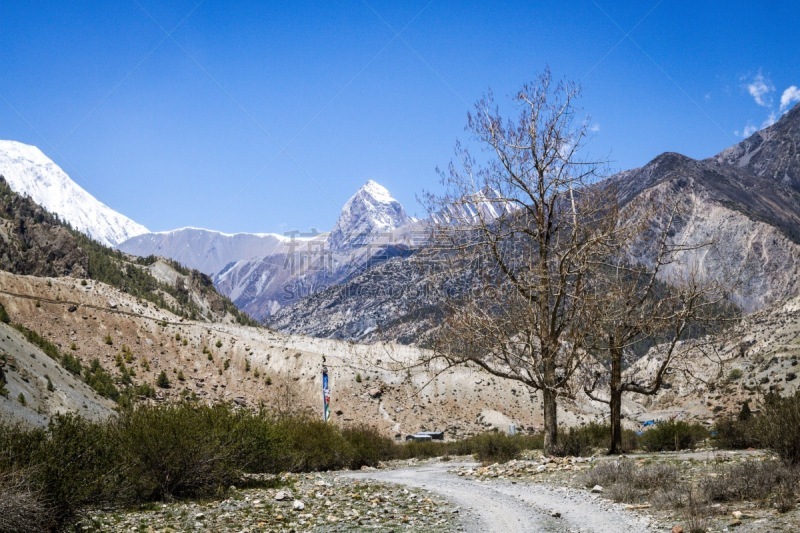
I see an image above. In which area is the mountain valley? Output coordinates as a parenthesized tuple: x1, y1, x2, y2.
(2, 105, 800, 439)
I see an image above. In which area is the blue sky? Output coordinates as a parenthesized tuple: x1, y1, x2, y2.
(1, 1, 798, 234)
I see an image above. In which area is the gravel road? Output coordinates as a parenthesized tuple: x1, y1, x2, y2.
(344, 461, 655, 533)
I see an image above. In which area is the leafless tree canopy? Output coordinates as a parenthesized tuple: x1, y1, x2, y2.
(423, 69, 615, 454)
(422, 69, 732, 455)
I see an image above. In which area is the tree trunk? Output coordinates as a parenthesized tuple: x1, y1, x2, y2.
(609, 341, 623, 454)
(542, 385, 558, 456)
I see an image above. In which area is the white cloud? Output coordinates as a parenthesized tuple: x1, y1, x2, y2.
(741, 124, 758, 137)
(588, 123, 600, 133)
(746, 72, 774, 107)
(737, 112, 777, 138)
(780, 85, 800, 111)
(761, 111, 777, 129)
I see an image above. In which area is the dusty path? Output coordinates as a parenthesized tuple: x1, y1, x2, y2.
(343, 461, 654, 533)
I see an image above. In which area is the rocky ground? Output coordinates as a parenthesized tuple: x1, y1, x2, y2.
(75, 448, 800, 532)
(451, 450, 800, 532)
(79, 463, 459, 532)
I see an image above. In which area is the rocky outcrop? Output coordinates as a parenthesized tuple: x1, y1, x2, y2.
(0, 176, 89, 278)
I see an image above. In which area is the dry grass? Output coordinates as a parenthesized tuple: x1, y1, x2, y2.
(0, 468, 50, 533)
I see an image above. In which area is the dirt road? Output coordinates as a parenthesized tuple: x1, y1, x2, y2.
(344, 461, 654, 532)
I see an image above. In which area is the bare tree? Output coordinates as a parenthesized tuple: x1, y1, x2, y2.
(582, 192, 732, 454)
(423, 69, 614, 455)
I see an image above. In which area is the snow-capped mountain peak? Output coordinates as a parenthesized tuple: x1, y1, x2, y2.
(0, 140, 148, 246)
(327, 180, 411, 250)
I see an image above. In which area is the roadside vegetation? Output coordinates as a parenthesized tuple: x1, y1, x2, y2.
(576, 394, 800, 531)
(3, 392, 799, 531)
(0, 404, 531, 532)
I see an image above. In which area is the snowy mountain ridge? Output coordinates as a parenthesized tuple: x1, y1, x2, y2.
(117, 226, 328, 276)
(326, 180, 413, 250)
(0, 140, 148, 246)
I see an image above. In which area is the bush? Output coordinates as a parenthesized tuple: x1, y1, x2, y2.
(713, 418, 759, 450)
(0, 302, 9, 323)
(12, 324, 60, 359)
(756, 392, 800, 465)
(470, 431, 522, 464)
(553, 423, 637, 456)
(639, 420, 708, 452)
(0, 468, 50, 533)
(583, 460, 680, 504)
(229, 412, 284, 474)
(275, 417, 353, 472)
(61, 352, 82, 375)
(0, 415, 127, 529)
(83, 359, 120, 401)
(156, 370, 170, 389)
(702, 459, 797, 506)
(342, 425, 396, 469)
(115, 404, 242, 501)
(35, 415, 128, 524)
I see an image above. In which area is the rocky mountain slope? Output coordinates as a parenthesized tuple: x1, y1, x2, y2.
(0, 140, 148, 246)
(116, 180, 419, 321)
(713, 103, 800, 190)
(0, 319, 115, 427)
(269, 105, 800, 339)
(212, 181, 422, 320)
(0, 268, 609, 435)
(0, 175, 250, 325)
(3, 259, 799, 435)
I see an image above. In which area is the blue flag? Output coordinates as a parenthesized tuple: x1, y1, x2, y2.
(322, 365, 330, 422)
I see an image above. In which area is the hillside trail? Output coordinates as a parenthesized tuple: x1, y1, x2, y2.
(343, 461, 654, 532)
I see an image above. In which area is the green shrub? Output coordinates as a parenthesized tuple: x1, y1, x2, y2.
(398, 440, 442, 460)
(552, 423, 637, 456)
(0, 302, 10, 323)
(0, 415, 128, 529)
(230, 412, 284, 474)
(115, 404, 241, 501)
(714, 418, 759, 450)
(726, 368, 743, 382)
(342, 425, 396, 469)
(738, 400, 752, 421)
(61, 352, 83, 375)
(13, 324, 60, 359)
(639, 420, 708, 452)
(756, 392, 800, 465)
(156, 371, 170, 389)
(83, 359, 120, 401)
(0, 361, 8, 398)
(470, 431, 521, 464)
(36, 415, 129, 524)
(582, 460, 679, 503)
(702, 459, 797, 505)
(275, 417, 353, 472)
